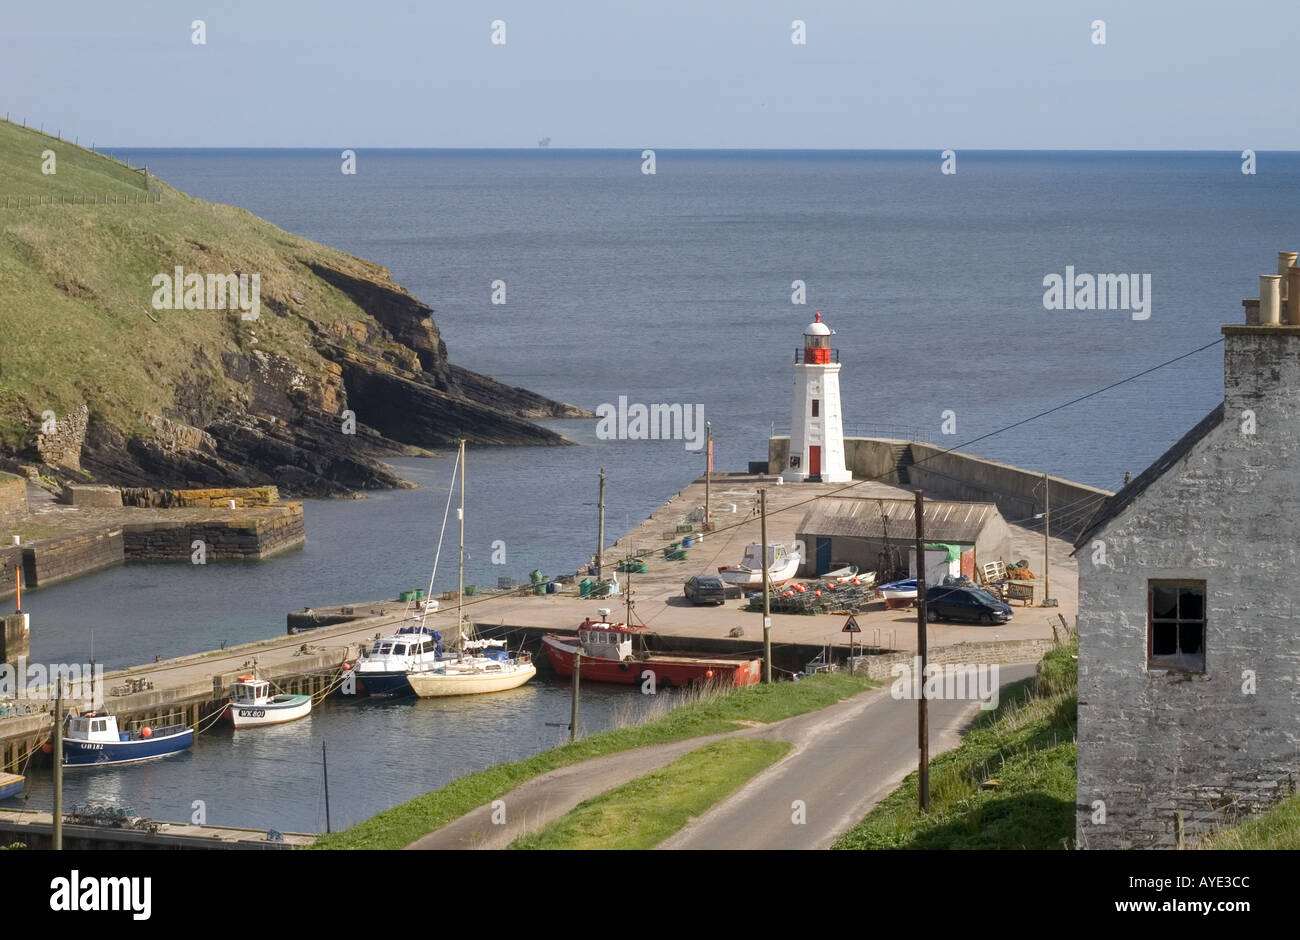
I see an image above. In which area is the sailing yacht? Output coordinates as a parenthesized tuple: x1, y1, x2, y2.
(407, 440, 536, 697)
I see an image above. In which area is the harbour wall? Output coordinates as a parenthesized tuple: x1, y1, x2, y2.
(768, 436, 1112, 539)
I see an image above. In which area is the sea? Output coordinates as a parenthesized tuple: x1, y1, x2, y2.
(10, 149, 1300, 832)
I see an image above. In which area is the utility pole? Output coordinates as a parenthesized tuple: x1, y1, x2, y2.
(597, 468, 606, 580)
(1043, 473, 1051, 605)
(53, 676, 62, 850)
(704, 423, 712, 532)
(760, 488, 772, 684)
(914, 490, 930, 812)
(322, 741, 332, 834)
(570, 651, 581, 743)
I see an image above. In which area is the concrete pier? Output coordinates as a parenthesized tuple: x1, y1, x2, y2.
(0, 809, 313, 849)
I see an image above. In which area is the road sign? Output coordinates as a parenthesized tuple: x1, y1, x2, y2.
(842, 615, 861, 634)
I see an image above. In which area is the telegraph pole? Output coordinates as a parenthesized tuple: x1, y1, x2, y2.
(1042, 473, 1051, 605)
(322, 741, 332, 834)
(597, 468, 606, 580)
(53, 676, 63, 850)
(914, 490, 930, 812)
(761, 488, 772, 684)
(570, 651, 582, 743)
(704, 423, 712, 532)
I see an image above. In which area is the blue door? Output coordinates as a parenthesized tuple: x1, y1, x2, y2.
(815, 538, 832, 575)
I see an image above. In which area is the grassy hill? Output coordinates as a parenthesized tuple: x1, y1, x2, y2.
(0, 119, 584, 493)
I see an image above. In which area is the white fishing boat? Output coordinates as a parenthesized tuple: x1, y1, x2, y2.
(226, 676, 312, 729)
(878, 578, 919, 609)
(718, 542, 802, 589)
(406, 439, 537, 698)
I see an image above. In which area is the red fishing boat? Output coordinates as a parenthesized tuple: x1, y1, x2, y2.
(541, 610, 762, 688)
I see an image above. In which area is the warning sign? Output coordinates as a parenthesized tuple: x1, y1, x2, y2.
(842, 615, 861, 634)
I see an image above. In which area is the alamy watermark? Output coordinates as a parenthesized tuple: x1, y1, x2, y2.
(151, 266, 260, 320)
(890, 657, 999, 710)
(1042, 267, 1151, 320)
(0, 658, 103, 707)
(595, 396, 705, 450)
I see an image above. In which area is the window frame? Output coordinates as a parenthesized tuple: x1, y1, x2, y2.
(1147, 578, 1207, 672)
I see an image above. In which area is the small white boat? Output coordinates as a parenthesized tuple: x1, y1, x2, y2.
(226, 676, 312, 729)
(718, 542, 802, 589)
(407, 650, 536, 697)
(878, 578, 919, 609)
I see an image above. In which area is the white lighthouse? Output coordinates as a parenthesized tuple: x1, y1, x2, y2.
(782, 312, 851, 483)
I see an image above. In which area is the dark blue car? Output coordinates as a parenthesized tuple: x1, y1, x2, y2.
(924, 584, 1012, 625)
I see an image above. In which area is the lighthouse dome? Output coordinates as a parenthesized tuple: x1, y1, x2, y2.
(804, 311, 833, 336)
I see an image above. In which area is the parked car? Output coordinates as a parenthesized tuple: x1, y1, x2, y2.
(924, 584, 1012, 625)
(684, 574, 727, 605)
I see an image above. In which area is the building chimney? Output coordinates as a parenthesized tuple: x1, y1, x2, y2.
(1260, 275, 1282, 324)
(1290, 265, 1300, 324)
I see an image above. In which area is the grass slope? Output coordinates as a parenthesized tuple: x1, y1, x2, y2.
(1199, 792, 1300, 849)
(0, 118, 404, 451)
(833, 639, 1078, 850)
(313, 673, 873, 850)
(511, 738, 791, 850)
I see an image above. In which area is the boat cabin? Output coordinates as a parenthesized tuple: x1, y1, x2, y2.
(742, 542, 790, 568)
(231, 676, 271, 705)
(66, 712, 123, 743)
(578, 610, 641, 661)
(367, 630, 440, 660)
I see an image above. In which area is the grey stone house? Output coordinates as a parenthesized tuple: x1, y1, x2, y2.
(1075, 252, 1300, 848)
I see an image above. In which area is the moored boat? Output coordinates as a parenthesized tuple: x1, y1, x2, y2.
(226, 676, 312, 729)
(542, 611, 762, 688)
(718, 542, 802, 589)
(355, 624, 444, 697)
(62, 712, 193, 768)
(0, 772, 24, 800)
(404, 439, 537, 699)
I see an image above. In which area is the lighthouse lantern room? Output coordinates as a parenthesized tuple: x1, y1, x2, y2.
(783, 312, 851, 484)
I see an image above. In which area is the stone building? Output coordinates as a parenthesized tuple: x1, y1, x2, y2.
(1075, 251, 1300, 848)
(796, 496, 1010, 580)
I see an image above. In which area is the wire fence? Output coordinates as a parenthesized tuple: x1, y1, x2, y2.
(2, 191, 161, 209)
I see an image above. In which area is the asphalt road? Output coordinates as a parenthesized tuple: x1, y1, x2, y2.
(407, 662, 1038, 850)
(658, 662, 1039, 850)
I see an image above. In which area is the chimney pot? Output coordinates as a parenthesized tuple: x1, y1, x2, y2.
(1261, 275, 1283, 325)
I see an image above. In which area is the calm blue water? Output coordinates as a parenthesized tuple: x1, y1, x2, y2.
(15, 149, 1300, 831)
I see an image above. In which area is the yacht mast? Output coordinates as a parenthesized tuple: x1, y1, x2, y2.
(457, 438, 466, 647)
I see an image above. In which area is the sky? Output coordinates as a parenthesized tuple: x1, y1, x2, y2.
(1, 0, 1297, 150)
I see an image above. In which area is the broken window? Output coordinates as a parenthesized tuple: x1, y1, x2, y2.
(1147, 580, 1206, 671)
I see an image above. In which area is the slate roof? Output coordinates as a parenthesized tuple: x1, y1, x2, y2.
(798, 497, 1001, 544)
(1072, 401, 1226, 550)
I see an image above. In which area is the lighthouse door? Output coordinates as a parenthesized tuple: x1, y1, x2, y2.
(809, 446, 821, 476)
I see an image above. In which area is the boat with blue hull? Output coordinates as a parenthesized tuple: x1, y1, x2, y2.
(62, 712, 194, 768)
(0, 772, 23, 799)
(355, 624, 444, 697)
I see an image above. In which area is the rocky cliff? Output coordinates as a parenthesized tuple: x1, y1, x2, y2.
(0, 119, 591, 497)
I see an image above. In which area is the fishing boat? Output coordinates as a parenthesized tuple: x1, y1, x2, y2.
(226, 676, 312, 729)
(355, 624, 444, 697)
(878, 578, 919, 609)
(542, 610, 762, 688)
(718, 542, 802, 589)
(0, 772, 23, 800)
(62, 712, 193, 768)
(406, 439, 537, 698)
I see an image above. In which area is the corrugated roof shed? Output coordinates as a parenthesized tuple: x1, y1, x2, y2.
(798, 497, 1000, 543)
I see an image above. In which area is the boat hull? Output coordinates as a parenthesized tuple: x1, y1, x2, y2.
(407, 662, 537, 697)
(228, 695, 312, 729)
(0, 772, 23, 800)
(542, 635, 762, 688)
(62, 729, 194, 768)
(356, 670, 415, 698)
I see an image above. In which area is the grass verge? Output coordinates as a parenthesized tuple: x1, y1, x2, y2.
(1198, 791, 1300, 849)
(312, 673, 874, 850)
(833, 639, 1077, 850)
(510, 738, 792, 850)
